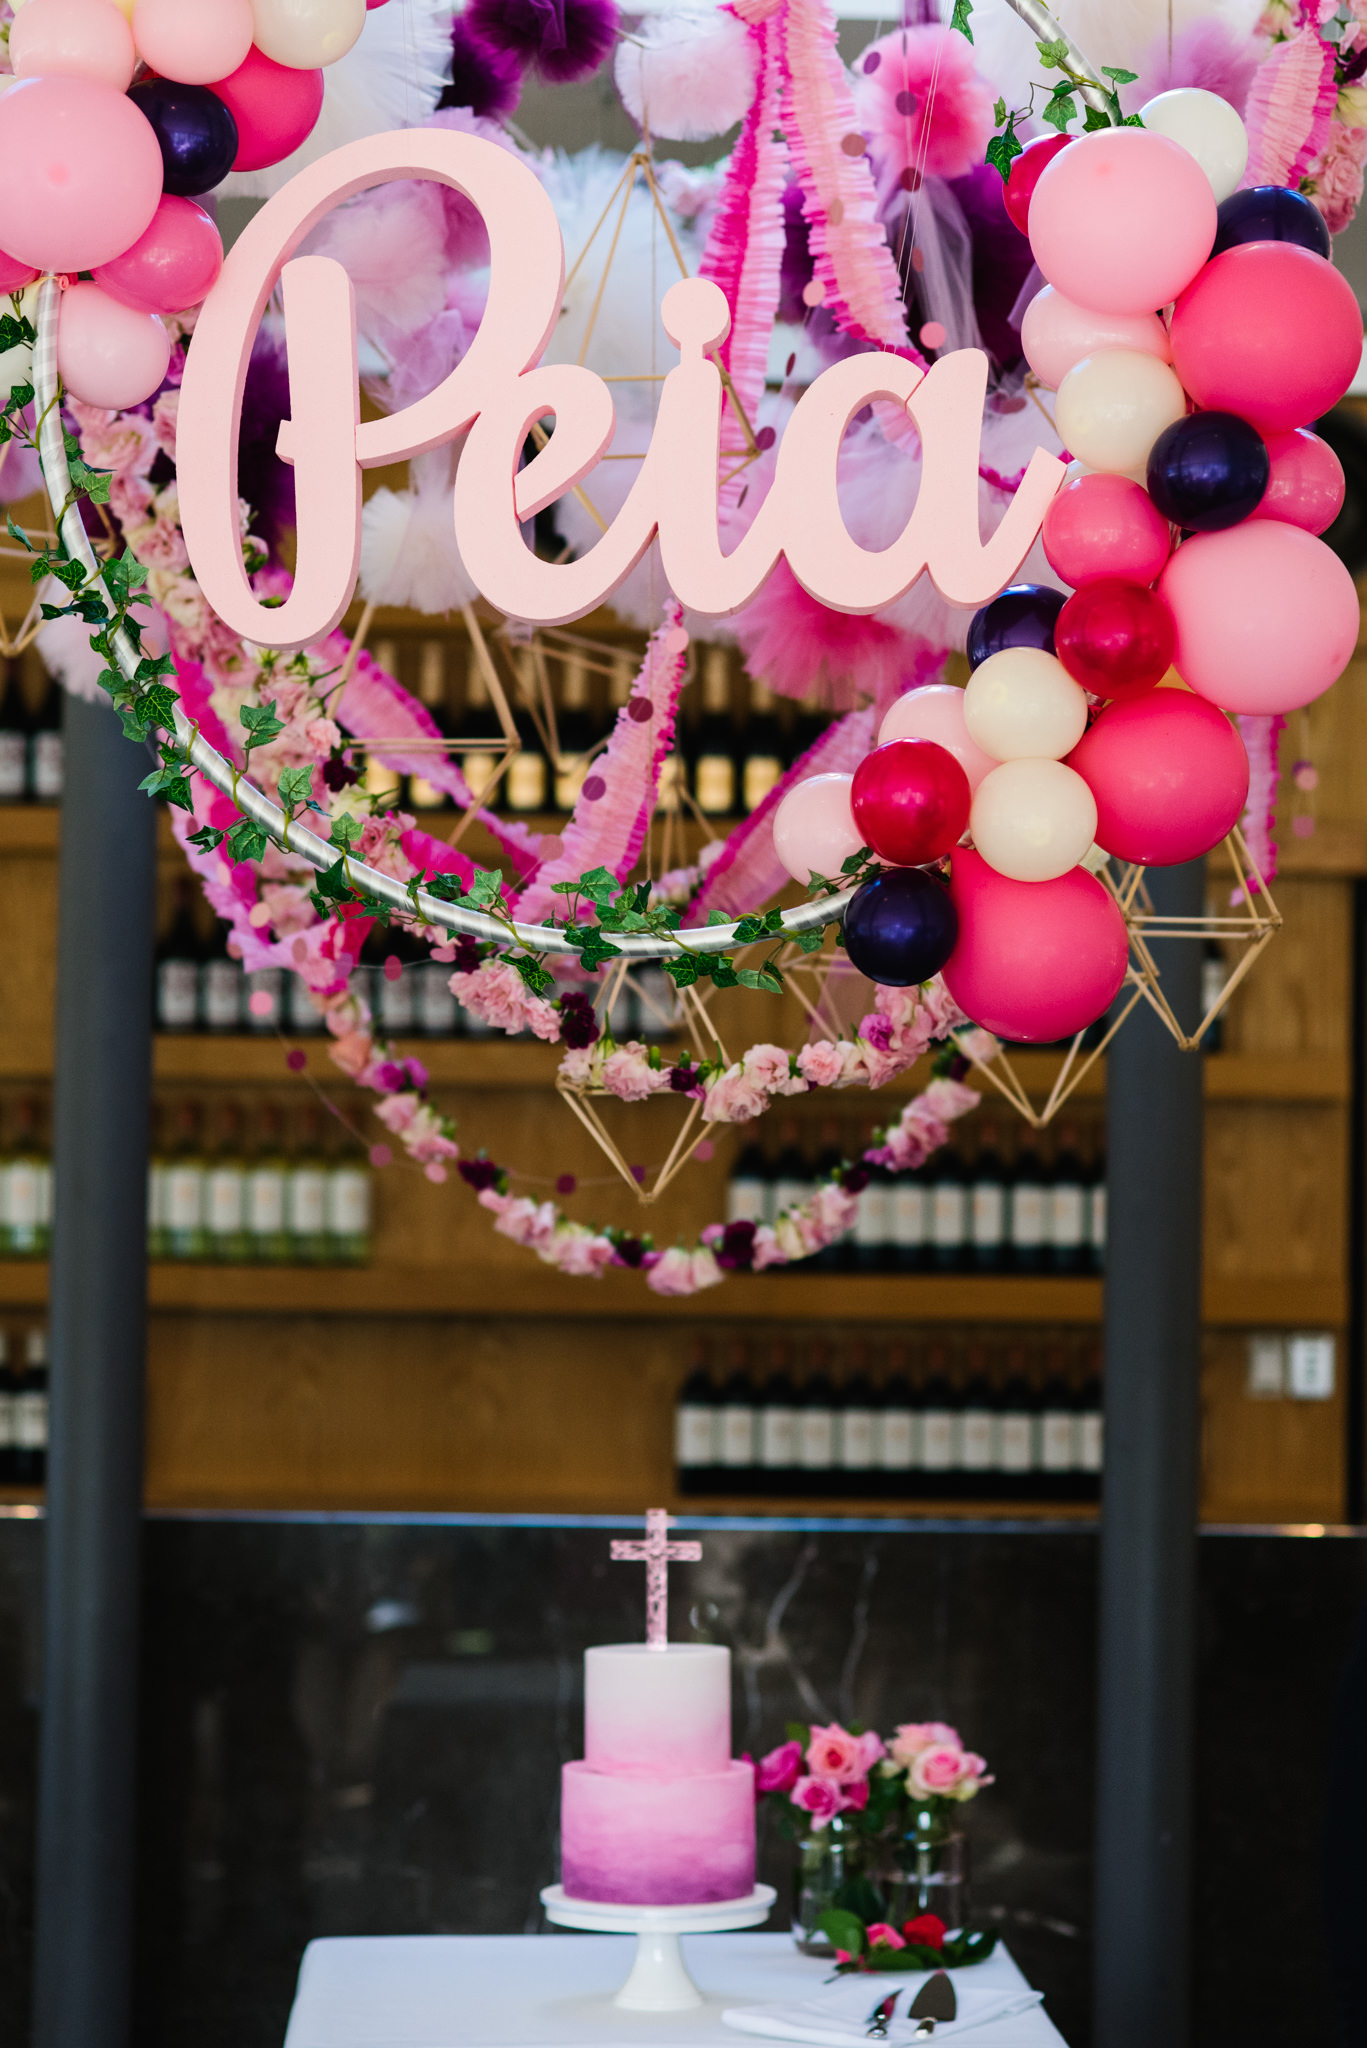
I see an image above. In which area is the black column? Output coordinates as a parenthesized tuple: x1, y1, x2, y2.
(31, 693, 154, 2048)
(1093, 858, 1205, 2048)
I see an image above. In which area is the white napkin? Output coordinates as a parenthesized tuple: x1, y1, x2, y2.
(720, 1968, 1044, 2045)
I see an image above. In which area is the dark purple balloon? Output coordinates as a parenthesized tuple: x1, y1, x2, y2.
(1211, 185, 1331, 262)
(1147, 411, 1270, 532)
(966, 584, 1067, 670)
(842, 868, 959, 987)
(128, 80, 238, 198)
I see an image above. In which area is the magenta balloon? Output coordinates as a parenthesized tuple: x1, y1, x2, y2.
(772, 773, 865, 885)
(210, 43, 325, 171)
(93, 194, 222, 313)
(1066, 690, 1249, 864)
(1160, 520, 1359, 714)
(0, 247, 39, 295)
(0, 76, 163, 273)
(1248, 429, 1345, 536)
(10, 0, 136, 88)
(943, 846, 1129, 1043)
(877, 682, 997, 791)
(1042, 473, 1172, 589)
(57, 281, 170, 409)
(1028, 127, 1216, 316)
(1169, 243, 1362, 433)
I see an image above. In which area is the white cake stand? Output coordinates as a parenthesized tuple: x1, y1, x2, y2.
(540, 1884, 776, 2011)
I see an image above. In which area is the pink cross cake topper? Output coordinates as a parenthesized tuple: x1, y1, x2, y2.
(610, 1509, 702, 1650)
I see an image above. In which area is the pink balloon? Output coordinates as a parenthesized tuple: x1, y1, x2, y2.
(0, 77, 162, 274)
(1066, 691, 1248, 864)
(1028, 127, 1217, 317)
(1248, 429, 1345, 536)
(943, 846, 1129, 1043)
(0, 248, 40, 295)
(57, 281, 170, 409)
(210, 44, 324, 171)
(1160, 520, 1358, 715)
(877, 682, 997, 791)
(1042, 473, 1172, 589)
(1169, 244, 1361, 434)
(772, 773, 866, 885)
(131, 0, 253, 86)
(10, 0, 136, 88)
(1020, 284, 1171, 391)
(93, 194, 222, 313)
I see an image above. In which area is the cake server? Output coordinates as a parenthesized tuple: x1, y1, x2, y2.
(907, 1973, 957, 2028)
(864, 1991, 899, 2037)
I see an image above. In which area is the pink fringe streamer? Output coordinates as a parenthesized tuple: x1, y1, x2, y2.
(1235, 712, 1284, 888)
(514, 600, 689, 921)
(699, 9, 788, 517)
(1242, 25, 1337, 188)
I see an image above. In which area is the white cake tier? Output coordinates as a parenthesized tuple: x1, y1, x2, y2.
(560, 1758, 756, 1906)
(584, 1642, 732, 1777)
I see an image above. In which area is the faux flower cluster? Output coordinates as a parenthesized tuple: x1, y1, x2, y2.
(755, 1716, 992, 1835)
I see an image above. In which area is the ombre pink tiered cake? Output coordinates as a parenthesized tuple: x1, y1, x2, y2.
(560, 1643, 756, 1905)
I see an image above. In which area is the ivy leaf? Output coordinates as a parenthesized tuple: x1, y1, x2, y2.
(311, 856, 353, 906)
(466, 866, 505, 910)
(704, 955, 739, 989)
(570, 927, 621, 972)
(948, 0, 972, 42)
(240, 698, 285, 751)
(993, 96, 1007, 126)
(510, 954, 554, 997)
(664, 954, 700, 988)
(224, 816, 268, 864)
(1083, 102, 1112, 132)
(330, 813, 362, 851)
(425, 871, 469, 905)
(1035, 35, 1069, 69)
(1041, 88, 1077, 133)
(1101, 65, 1138, 84)
(277, 763, 316, 815)
(793, 926, 826, 954)
(186, 824, 225, 854)
(738, 962, 784, 994)
(577, 865, 619, 907)
(0, 313, 32, 352)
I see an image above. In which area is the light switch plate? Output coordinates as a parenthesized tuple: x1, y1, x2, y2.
(1287, 1332, 1335, 1401)
(1246, 1333, 1286, 1399)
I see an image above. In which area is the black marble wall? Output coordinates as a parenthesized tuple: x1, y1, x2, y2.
(0, 1513, 1360, 2048)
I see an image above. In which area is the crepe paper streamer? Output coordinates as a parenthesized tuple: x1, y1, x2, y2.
(1234, 711, 1284, 891)
(1242, 26, 1338, 190)
(514, 601, 690, 923)
(778, 0, 923, 362)
(685, 703, 877, 925)
(696, 6, 787, 518)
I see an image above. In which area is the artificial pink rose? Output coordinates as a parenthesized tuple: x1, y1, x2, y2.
(750, 1224, 787, 1272)
(856, 1729, 888, 1771)
(151, 387, 179, 458)
(742, 1043, 806, 1095)
(304, 717, 341, 756)
(558, 1043, 600, 1087)
(889, 1722, 962, 1765)
(860, 1011, 894, 1052)
(772, 1213, 815, 1261)
(646, 1246, 699, 1296)
(797, 1040, 844, 1087)
(374, 1091, 420, 1136)
(602, 1044, 665, 1101)
(452, 961, 527, 1034)
(865, 1923, 905, 1951)
(790, 1776, 844, 1827)
(328, 1029, 374, 1078)
(75, 407, 158, 475)
(701, 1064, 769, 1124)
(137, 516, 190, 571)
(755, 1739, 804, 1795)
(1313, 120, 1367, 232)
(842, 1776, 869, 1811)
(917, 975, 970, 1038)
(806, 1723, 866, 1785)
(921, 1077, 980, 1122)
(551, 1227, 616, 1277)
(109, 471, 155, 530)
(525, 997, 561, 1043)
(838, 1040, 871, 1086)
(906, 1744, 974, 1799)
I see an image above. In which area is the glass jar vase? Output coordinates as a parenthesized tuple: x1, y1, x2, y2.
(876, 1804, 970, 1934)
(790, 1815, 883, 1955)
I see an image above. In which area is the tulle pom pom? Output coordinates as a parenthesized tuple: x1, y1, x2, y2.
(852, 24, 995, 205)
(466, 0, 617, 84)
(360, 475, 478, 615)
(614, 9, 758, 142)
(443, 17, 523, 119)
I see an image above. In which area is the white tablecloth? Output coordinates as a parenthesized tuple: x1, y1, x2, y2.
(282, 1933, 1068, 2048)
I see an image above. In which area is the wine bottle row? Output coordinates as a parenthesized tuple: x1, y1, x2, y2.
(0, 1094, 373, 1264)
(728, 1118, 1106, 1277)
(0, 1327, 47, 1487)
(674, 1335, 1103, 1503)
(0, 658, 62, 805)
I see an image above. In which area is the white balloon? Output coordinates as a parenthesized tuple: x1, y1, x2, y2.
(250, 0, 365, 68)
(970, 759, 1098, 883)
(1139, 88, 1249, 204)
(1054, 348, 1188, 477)
(963, 647, 1089, 763)
(1021, 285, 1172, 392)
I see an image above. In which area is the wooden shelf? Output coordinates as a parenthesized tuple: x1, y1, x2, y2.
(671, 1494, 1098, 1521)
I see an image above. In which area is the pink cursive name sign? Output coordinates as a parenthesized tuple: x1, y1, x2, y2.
(177, 129, 1065, 652)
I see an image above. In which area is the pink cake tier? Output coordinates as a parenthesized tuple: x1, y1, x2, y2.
(561, 1643, 756, 1905)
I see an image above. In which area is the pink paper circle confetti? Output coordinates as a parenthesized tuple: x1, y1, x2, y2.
(285, 1048, 306, 1072)
(840, 132, 866, 155)
(556, 1173, 577, 1195)
(627, 695, 653, 722)
(694, 1140, 715, 1163)
(1293, 815, 1316, 838)
(862, 48, 880, 71)
(785, 352, 796, 376)
(1293, 761, 1319, 791)
(630, 1164, 646, 1184)
(424, 1162, 448, 1184)
(899, 167, 922, 193)
(801, 280, 825, 309)
(582, 775, 606, 802)
(383, 955, 402, 981)
(911, 248, 926, 275)
(292, 936, 309, 963)
(538, 836, 564, 861)
(665, 625, 690, 653)
(920, 320, 947, 349)
(248, 989, 274, 1018)
(827, 198, 844, 227)
(431, 942, 457, 962)
(755, 425, 776, 451)
(369, 1144, 392, 1168)
(248, 900, 272, 927)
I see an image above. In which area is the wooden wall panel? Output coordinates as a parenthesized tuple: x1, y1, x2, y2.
(1200, 1331, 1345, 1526)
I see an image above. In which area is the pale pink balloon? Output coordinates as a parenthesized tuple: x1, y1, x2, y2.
(131, 0, 254, 85)
(772, 773, 865, 884)
(1021, 284, 1171, 392)
(0, 76, 163, 274)
(1247, 430, 1345, 537)
(1066, 691, 1248, 865)
(1042, 473, 1172, 589)
(1160, 520, 1359, 715)
(1028, 127, 1217, 317)
(10, 0, 136, 89)
(943, 846, 1129, 1043)
(878, 682, 997, 791)
(93, 195, 222, 313)
(57, 281, 170, 409)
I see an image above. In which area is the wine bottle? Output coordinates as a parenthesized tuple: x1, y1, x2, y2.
(0, 1335, 15, 1486)
(554, 651, 596, 811)
(797, 1347, 837, 1496)
(770, 1119, 812, 1222)
(969, 1123, 1007, 1274)
(165, 1098, 208, 1261)
(155, 877, 204, 1033)
(417, 951, 459, 1037)
(674, 1340, 719, 1497)
(741, 676, 786, 813)
(459, 655, 506, 808)
(634, 967, 678, 1041)
(891, 1158, 928, 1274)
(202, 918, 243, 1033)
(27, 667, 62, 802)
(408, 640, 452, 810)
(996, 1344, 1038, 1501)
(1088, 1145, 1108, 1277)
(958, 1344, 996, 1492)
(726, 1133, 771, 1229)
(929, 1141, 968, 1274)
(369, 928, 418, 1039)
(691, 647, 738, 818)
(204, 1098, 250, 1264)
(504, 708, 549, 814)
(717, 1340, 758, 1488)
(147, 1098, 169, 1262)
(919, 1345, 958, 1495)
(810, 1120, 845, 1270)
(327, 1137, 372, 1266)
(5, 1098, 49, 1257)
(877, 1346, 918, 1487)
(1038, 1344, 1078, 1502)
(244, 965, 283, 1035)
(836, 1346, 878, 1494)
(1008, 1127, 1049, 1275)
(247, 1102, 291, 1263)
(852, 1155, 890, 1273)
(1077, 1344, 1104, 1499)
(0, 661, 28, 803)
(1049, 1121, 1089, 1277)
(288, 1102, 331, 1264)
(12, 1328, 47, 1487)
(286, 967, 326, 1035)
(756, 1341, 798, 1496)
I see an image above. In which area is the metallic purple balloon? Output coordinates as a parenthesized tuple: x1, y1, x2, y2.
(842, 868, 959, 987)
